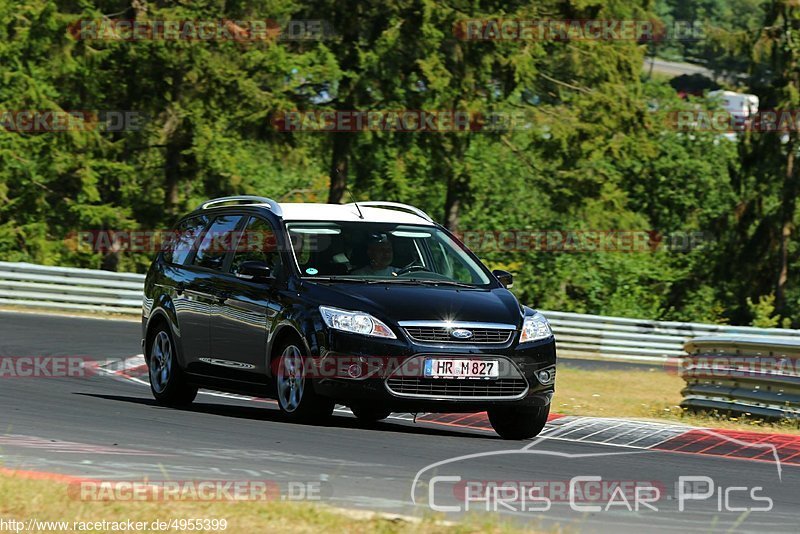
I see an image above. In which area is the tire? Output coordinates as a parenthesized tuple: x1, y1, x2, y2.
(488, 405, 550, 440)
(274, 341, 334, 422)
(148, 326, 198, 407)
(350, 403, 391, 425)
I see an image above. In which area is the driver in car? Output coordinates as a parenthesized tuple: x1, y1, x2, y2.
(352, 233, 400, 276)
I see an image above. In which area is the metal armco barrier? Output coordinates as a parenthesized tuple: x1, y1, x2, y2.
(0, 261, 144, 315)
(680, 336, 800, 419)
(2, 261, 800, 364)
(541, 310, 800, 363)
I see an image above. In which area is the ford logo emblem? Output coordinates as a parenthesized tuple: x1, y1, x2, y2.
(450, 329, 473, 339)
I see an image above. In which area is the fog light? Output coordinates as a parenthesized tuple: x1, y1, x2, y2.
(347, 363, 363, 378)
(536, 368, 555, 385)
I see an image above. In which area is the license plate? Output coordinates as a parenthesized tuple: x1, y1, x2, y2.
(424, 359, 499, 379)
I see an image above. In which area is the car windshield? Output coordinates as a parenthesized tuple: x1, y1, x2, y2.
(285, 221, 493, 287)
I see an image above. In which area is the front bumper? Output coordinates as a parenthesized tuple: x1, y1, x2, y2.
(311, 329, 556, 412)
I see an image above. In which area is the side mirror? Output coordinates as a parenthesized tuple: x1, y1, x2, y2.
(492, 269, 513, 288)
(236, 260, 273, 281)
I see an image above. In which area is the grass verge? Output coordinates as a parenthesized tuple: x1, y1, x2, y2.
(0, 472, 549, 534)
(554, 365, 800, 435)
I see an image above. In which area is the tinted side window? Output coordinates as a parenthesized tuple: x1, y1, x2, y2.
(192, 215, 244, 271)
(231, 217, 282, 276)
(163, 216, 209, 265)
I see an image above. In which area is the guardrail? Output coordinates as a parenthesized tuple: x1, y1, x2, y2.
(542, 310, 800, 363)
(2, 261, 800, 364)
(0, 261, 144, 315)
(680, 336, 800, 419)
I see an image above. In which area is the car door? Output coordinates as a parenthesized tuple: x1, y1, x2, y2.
(209, 215, 283, 382)
(163, 215, 211, 366)
(181, 213, 246, 376)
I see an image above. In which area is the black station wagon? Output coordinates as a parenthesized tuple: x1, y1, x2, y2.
(142, 196, 557, 439)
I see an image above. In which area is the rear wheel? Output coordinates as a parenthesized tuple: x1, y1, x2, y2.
(350, 403, 391, 425)
(274, 342, 334, 422)
(148, 327, 197, 407)
(488, 405, 550, 440)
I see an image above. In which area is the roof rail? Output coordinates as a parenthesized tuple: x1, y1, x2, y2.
(196, 196, 283, 217)
(348, 201, 434, 223)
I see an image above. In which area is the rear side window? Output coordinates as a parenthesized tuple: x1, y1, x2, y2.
(162, 216, 209, 265)
(192, 215, 244, 271)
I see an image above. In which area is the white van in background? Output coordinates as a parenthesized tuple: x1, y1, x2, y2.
(709, 90, 759, 117)
(709, 90, 759, 140)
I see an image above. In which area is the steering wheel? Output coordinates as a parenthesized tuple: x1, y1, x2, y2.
(395, 262, 431, 277)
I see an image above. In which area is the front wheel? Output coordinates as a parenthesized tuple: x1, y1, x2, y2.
(274, 342, 334, 422)
(488, 405, 550, 440)
(148, 327, 197, 407)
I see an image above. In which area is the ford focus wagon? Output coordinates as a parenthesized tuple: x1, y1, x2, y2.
(142, 196, 557, 439)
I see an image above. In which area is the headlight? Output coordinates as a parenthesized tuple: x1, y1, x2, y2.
(319, 306, 396, 339)
(519, 312, 553, 344)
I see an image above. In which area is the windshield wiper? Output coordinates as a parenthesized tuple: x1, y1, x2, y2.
(304, 276, 403, 285)
(400, 278, 478, 288)
(304, 276, 477, 288)
(303, 276, 366, 283)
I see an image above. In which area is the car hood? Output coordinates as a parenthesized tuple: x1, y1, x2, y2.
(304, 281, 524, 327)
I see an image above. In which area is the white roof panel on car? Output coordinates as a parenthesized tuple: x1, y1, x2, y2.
(278, 203, 435, 225)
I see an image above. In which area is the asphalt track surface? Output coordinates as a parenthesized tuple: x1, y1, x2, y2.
(0, 311, 798, 533)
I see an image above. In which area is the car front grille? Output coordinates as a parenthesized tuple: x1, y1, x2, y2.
(403, 327, 513, 344)
(385, 377, 528, 398)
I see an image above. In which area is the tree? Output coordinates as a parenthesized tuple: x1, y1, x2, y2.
(720, 1, 800, 320)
